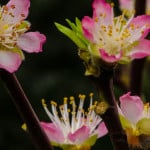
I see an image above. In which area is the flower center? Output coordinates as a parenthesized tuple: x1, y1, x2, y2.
(95, 10, 147, 56)
(42, 93, 102, 144)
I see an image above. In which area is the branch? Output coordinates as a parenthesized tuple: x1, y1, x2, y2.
(0, 70, 53, 150)
(129, 0, 146, 96)
(89, 67, 129, 150)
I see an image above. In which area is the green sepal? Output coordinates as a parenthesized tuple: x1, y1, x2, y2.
(55, 18, 89, 50)
(136, 118, 150, 135)
(119, 115, 132, 129)
(83, 134, 98, 146)
(12, 47, 25, 60)
(17, 21, 30, 31)
(51, 134, 97, 150)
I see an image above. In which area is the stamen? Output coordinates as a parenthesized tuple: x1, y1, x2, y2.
(10, 5, 15, 9)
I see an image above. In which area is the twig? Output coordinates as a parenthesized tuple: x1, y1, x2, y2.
(0, 69, 53, 150)
(89, 67, 129, 150)
(129, 0, 146, 96)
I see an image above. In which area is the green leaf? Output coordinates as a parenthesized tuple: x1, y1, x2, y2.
(55, 18, 90, 50)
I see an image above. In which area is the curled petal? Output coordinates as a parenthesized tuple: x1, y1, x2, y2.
(96, 122, 108, 138)
(0, 51, 21, 73)
(92, 0, 113, 25)
(82, 16, 95, 42)
(119, 92, 144, 124)
(128, 39, 150, 59)
(6, 0, 30, 24)
(68, 126, 90, 144)
(17, 32, 46, 53)
(99, 49, 122, 63)
(40, 122, 65, 143)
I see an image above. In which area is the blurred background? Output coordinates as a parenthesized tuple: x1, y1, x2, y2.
(0, 0, 150, 149)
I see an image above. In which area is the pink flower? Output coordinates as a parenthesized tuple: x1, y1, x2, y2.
(119, 92, 150, 147)
(0, 0, 46, 73)
(119, 0, 150, 15)
(41, 93, 107, 149)
(82, 0, 150, 64)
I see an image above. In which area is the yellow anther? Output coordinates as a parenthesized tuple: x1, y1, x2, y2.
(108, 25, 112, 29)
(116, 28, 119, 32)
(3, 6, 8, 11)
(95, 101, 109, 115)
(144, 103, 149, 111)
(79, 94, 86, 100)
(94, 17, 99, 22)
(108, 32, 112, 36)
(89, 93, 94, 97)
(51, 100, 57, 106)
(100, 13, 103, 17)
(3, 24, 9, 30)
(10, 5, 15, 9)
(90, 118, 93, 122)
(63, 97, 68, 104)
(70, 96, 74, 101)
(41, 99, 47, 107)
(100, 25, 106, 29)
(21, 13, 25, 17)
(71, 111, 76, 115)
(121, 43, 124, 47)
(110, 3, 114, 7)
(94, 101, 98, 105)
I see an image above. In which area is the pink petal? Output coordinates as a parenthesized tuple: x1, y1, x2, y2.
(99, 49, 122, 63)
(68, 126, 90, 144)
(128, 39, 150, 59)
(146, 0, 150, 14)
(0, 51, 21, 73)
(92, 0, 113, 25)
(82, 16, 95, 42)
(6, 0, 30, 24)
(129, 15, 150, 39)
(40, 122, 65, 143)
(118, 0, 134, 12)
(96, 122, 108, 138)
(17, 32, 46, 53)
(119, 92, 144, 124)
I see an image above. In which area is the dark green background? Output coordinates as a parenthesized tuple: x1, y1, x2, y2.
(0, 0, 150, 149)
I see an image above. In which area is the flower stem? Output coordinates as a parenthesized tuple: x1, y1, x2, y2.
(0, 69, 53, 150)
(89, 68, 129, 150)
(130, 58, 146, 96)
(129, 0, 146, 96)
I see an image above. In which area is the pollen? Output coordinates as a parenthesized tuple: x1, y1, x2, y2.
(51, 100, 57, 106)
(41, 99, 47, 107)
(21, 13, 25, 17)
(79, 94, 86, 100)
(3, 6, 8, 11)
(110, 3, 114, 7)
(10, 5, 15, 9)
(63, 97, 68, 104)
